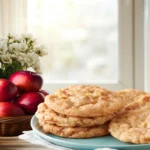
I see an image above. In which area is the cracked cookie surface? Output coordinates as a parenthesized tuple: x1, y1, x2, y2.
(45, 85, 123, 117)
(117, 89, 147, 105)
(109, 95, 150, 144)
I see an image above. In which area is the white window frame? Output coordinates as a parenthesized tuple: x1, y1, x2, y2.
(133, 0, 145, 91)
(144, 0, 150, 92)
(43, 0, 135, 92)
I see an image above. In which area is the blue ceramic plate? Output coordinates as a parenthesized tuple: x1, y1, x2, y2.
(31, 115, 150, 150)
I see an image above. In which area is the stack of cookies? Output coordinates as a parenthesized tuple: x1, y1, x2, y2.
(36, 85, 124, 138)
(36, 86, 150, 144)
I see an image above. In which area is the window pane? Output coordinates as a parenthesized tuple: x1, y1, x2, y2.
(27, 0, 118, 82)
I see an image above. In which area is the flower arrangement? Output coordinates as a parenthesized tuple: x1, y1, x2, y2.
(0, 33, 47, 79)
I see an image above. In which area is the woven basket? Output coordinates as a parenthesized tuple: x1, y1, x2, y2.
(0, 115, 32, 136)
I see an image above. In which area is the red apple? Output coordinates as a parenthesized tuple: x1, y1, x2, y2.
(9, 71, 43, 92)
(39, 89, 49, 96)
(16, 92, 44, 114)
(0, 79, 18, 102)
(0, 102, 25, 117)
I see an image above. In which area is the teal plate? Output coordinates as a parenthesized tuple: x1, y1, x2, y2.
(31, 115, 150, 150)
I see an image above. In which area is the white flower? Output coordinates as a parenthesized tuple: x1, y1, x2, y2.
(0, 39, 8, 54)
(9, 39, 14, 44)
(21, 33, 33, 39)
(15, 52, 26, 66)
(13, 35, 23, 42)
(8, 33, 23, 42)
(0, 54, 12, 64)
(18, 43, 28, 52)
(34, 45, 48, 56)
(25, 53, 38, 66)
(9, 43, 27, 53)
(33, 59, 41, 74)
(8, 43, 19, 53)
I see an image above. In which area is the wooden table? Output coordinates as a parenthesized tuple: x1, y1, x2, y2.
(0, 136, 51, 150)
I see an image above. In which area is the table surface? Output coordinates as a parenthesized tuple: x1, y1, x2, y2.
(0, 136, 50, 150)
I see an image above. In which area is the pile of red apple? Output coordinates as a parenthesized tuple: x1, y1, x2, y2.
(0, 71, 49, 117)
